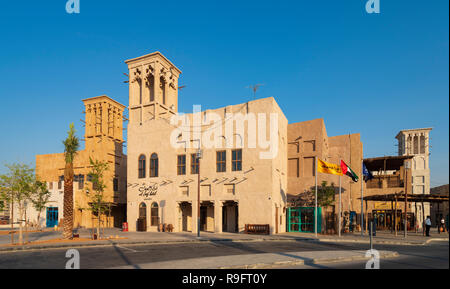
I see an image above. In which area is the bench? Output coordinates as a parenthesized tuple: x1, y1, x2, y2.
(244, 224, 270, 235)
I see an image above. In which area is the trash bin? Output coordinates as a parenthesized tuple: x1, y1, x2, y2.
(122, 222, 128, 232)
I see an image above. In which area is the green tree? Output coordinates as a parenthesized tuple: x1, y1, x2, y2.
(317, 181, 336, 208)
(87, 157, 109, 239)
(62, 123, 80, 239)
(0, 163, 35, 244)
(290, 181, 336, 208)
(30, 180, 51, 230)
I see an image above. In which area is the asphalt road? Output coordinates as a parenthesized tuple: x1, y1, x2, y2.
(0, 240, 447, 269)
(281, 241, 449, 269)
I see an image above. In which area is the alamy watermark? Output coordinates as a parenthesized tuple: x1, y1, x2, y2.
(169, 105, 279, 160)
(65, 249, 80, 269)
(66, 0, 80, 14)
(365, 249, 380, 269)
(365, 0, 380, 14)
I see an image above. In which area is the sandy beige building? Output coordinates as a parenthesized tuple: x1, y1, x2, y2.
(125, 52, 288, 234)
(286, 118, 364, 233)
(34, 96, 127, 228)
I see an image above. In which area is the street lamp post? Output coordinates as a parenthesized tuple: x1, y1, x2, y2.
(197, 148, 202, 238)
(404, 160, 410, 239)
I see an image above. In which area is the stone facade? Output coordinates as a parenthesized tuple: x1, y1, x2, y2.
(125, 52, 288, 234)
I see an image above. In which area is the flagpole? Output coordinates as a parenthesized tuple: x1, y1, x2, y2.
(339, 174, 342, 237)
(315, 156, 318, 238)
(361, 167, 364, 237)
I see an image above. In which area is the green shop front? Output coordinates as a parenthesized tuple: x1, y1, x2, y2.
(287, 207, 322, 233)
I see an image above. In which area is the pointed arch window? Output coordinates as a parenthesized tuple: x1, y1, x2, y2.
(150, 153, 159, 178)
(160, 76, 166, 105)
(138, 155, 146, 178)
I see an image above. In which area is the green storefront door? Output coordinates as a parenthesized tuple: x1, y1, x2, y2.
(287, 207, 321, 233)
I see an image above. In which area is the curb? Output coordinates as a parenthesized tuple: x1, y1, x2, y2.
(425, 238, 449, 244)
(0, 235, 446, 253)
(219, 251, 400, 269)
(0, 237, 317, 253)
(318, 237, 449, 246)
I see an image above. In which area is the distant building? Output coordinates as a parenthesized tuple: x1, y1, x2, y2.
(30, 96, 127, 228)
(287, 119, 363, 234)
(396, 128, 432, 227)
(0, 200, 9, 222)
(430, 184, 449, 227)
(363, 155, 414, 231)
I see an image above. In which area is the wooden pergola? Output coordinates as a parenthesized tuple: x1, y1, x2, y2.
(360, 193, 449, 236)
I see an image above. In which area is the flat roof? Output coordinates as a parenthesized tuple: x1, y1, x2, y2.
(82, 95, 126, 109)
(395, 127, 432, 138)
(124, 51, 182, 74)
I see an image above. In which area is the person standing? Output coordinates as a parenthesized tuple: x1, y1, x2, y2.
(425, 216, 431, 237)
(439, 217, 446, 234)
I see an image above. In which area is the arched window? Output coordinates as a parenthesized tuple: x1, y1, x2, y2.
(151, 202, 159, 226)
(139, 202, 147, 218)
(138, 155, 146, 178)
(148, 74, 155, 102)
(150, 153, 159, 177)
(160, 76, 166, 105)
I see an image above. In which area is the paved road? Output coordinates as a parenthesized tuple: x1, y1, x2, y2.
(0, 240, 447, 269)
(281, 241, 449, 269)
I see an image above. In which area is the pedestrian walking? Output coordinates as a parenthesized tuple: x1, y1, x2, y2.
(425, 216, 431, 237)
(439, 217, 446, 234)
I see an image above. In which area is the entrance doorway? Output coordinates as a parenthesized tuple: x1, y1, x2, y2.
(46, 207, 58, 228)
(180, 202, 192, 232)
(222, 201, 238, 233)
(200, 202, 214, 232)
(137, 202, 147, 232)
(369, 210, 415, 231)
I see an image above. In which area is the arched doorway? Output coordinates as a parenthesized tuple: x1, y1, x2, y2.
(137, 202, 147, 231)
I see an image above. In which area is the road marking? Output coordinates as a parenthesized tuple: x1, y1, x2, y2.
(115, 245, 143, 253)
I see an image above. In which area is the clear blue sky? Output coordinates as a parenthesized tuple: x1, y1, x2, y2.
(0, 0, 448, 186)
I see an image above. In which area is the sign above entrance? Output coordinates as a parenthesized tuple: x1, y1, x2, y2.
(138, 183, 158, 199)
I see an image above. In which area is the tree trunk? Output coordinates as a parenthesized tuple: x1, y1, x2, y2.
(18, 205, 24, 245)
(97, 210, 100, 240)
(37, 211, 41, 231)
(63, 162, 74, 239)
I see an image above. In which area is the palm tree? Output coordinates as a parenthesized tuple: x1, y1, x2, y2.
(62, 123, 79, 239)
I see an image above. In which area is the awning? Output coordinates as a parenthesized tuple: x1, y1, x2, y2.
(360, 193, 449, 203)
(363, 155, 414, 171)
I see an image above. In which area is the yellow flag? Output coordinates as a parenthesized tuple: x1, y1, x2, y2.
(318, 159, 343, 176)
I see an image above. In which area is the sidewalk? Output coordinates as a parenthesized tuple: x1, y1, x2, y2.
(0, 227, 447, 252)
(112, 250, 399, 269)
(289, 230, 449, 245)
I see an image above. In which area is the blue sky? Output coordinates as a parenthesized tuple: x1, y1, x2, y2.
(0, 0, 448, 186)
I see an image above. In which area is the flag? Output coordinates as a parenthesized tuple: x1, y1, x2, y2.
(340, 160, 359, 182)
(318, 159, 343, 176)
(362, 162, 374, 182)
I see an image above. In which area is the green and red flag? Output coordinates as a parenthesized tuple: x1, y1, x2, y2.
(340, 160, 359, 182)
